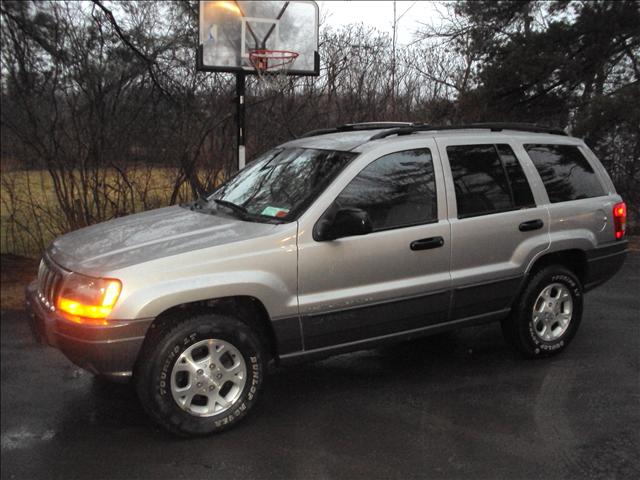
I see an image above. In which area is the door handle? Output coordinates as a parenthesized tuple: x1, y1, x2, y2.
(519, 219, 544, 232)
(410, 236, 444, 251)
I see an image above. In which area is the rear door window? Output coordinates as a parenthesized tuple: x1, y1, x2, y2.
(524, 144, 605, 203)
(496, 144, 535, 208)
(447, 144, 534, 218)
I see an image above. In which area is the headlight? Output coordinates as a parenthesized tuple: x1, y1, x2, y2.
(56, 273, 122, 324)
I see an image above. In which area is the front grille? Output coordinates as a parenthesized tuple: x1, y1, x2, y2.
(37, 257, 64, 312)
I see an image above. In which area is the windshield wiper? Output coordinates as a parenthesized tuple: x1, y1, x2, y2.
(213, 199, 249, 218)
(212, 198, 286, 224)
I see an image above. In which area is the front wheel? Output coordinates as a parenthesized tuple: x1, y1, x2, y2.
(135, 312, 265, 436)
(502, 266, 583, 357)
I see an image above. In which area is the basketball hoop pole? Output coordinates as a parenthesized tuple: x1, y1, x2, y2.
(236, 72, 246, 171)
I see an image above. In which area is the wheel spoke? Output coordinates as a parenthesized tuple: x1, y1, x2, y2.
(215, 394, 231, 409)
(196, 355, 213, 371)
(173, 361, 196, 375)
(174, 382, 199, 407)
(557, 311, 571, 326)
(183, 356, 202, 374)
(213, 343, 227, 362)
(220, 363, 243, 383)
(225, 362, 243, 375)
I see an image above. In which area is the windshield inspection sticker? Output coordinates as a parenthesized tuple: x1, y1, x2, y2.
(261, 206, 289, 218)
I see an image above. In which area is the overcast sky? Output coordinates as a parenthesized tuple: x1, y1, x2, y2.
(318, 1, 443, 45)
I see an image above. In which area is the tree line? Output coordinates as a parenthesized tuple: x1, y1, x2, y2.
(1, 0, 638, 255)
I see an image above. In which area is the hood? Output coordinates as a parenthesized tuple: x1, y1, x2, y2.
(48, 205, 278, 274)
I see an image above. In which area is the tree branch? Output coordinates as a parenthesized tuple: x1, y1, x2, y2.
(91, 0, 173, 101)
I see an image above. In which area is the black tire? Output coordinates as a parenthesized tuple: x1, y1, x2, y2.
(134, 311, 265, 436)
(501, 265, 583, 358)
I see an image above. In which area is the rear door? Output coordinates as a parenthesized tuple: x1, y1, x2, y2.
(436, 139, 551, 321)
(296, 140, 451, 351)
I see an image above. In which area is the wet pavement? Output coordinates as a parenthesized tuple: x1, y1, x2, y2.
(1, 254, 639, 480)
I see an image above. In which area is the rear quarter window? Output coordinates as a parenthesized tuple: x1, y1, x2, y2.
(524, 144, 605, 203)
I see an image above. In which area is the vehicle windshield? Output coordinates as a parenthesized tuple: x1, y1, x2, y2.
(209, 147, 357, 222)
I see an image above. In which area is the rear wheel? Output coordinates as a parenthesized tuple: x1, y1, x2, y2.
(502, 266, 583, 357)
(135, 312, 265, 436)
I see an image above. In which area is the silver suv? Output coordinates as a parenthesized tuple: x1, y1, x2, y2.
(26, 123, 628, 435)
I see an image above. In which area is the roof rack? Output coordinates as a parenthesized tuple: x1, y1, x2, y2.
(369, 122, 568, 140)
(300, 122, 417, 138)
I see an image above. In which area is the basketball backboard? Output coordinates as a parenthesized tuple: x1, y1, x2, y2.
(198, 1, 319, 76)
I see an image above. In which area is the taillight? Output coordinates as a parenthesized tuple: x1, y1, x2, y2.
(613, 202, 626, 240)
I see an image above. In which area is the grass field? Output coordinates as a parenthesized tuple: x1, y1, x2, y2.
(2, 167, 637, 260)
(0, 167, 196, 257)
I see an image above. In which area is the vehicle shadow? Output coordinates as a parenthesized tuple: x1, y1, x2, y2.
(254, 324, 521, 418)
(49, 323, 522, 439)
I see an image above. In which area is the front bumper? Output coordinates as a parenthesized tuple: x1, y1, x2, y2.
(25, 281, 153, 379)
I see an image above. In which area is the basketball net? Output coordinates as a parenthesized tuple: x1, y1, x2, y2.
(249, 49, 299, 92)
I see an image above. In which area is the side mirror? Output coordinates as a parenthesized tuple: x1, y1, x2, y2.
(315, 208, 373, 241)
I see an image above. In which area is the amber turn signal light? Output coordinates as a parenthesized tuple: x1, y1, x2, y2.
(56, 274, 122, 323)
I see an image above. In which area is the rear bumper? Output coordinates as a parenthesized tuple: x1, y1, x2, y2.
(25, 281, 153, 379)
(584, 240, 628, 291)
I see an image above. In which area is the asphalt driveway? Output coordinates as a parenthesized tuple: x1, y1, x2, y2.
(1, 254, 639, 479)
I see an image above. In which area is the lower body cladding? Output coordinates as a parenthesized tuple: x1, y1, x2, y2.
(280, 276, 523, 364)
(584, 241, 628, 291)
(25, 281, 153, 380)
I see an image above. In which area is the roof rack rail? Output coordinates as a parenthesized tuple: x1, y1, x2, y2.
(301, 122, 417, 138)
(369, 122, 567, 140)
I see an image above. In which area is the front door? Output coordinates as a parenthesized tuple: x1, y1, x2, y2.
(296, 141, 451, 352)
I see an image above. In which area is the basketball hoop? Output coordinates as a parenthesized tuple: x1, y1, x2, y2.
(249, 49, 300, 73)
(197, 0, 319, 170)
